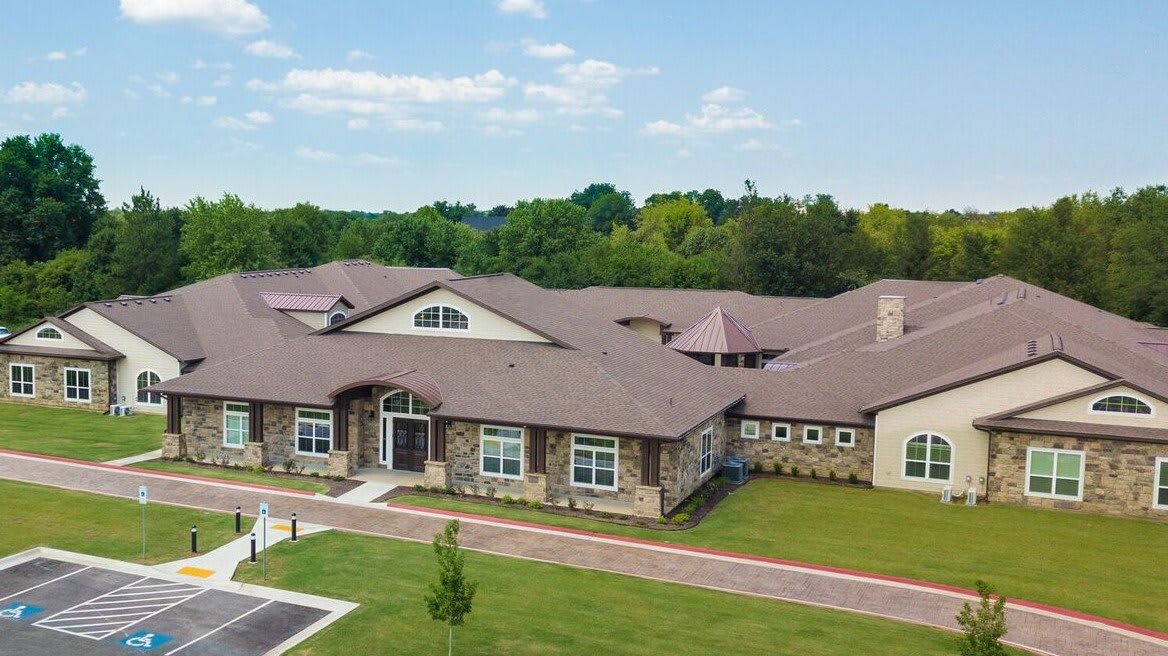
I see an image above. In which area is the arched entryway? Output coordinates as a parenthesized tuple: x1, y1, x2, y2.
(380, 389, 430, 471)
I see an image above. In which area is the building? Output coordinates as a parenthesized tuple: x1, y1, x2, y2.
(2, 262, 1166, 519)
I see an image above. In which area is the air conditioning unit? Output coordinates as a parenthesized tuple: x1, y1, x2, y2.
(122, 406, 134, 416)
(110, 405, 124, 416)
(966, 488, 978, 506)
(940, 486, 953, 503)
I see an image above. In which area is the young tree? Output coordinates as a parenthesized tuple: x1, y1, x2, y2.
(425, 520, 478, 656)
(955, 580, 1008, 656)
(179, 193, 279, 280)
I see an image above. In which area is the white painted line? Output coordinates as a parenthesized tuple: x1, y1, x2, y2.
(0, 565, 91, 603)
(59, 602, 176, 613)
(46, 620, 140, 630)
(165, 599, 274, 655)
(46, 610, 155, 621)
(33, 575, 208, 641)
(94, 588, 209, 640)
(82, 596, 195, 606)
(102, 592, 202, 601)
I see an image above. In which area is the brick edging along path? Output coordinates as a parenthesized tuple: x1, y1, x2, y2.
(0, 449, 1165, 656)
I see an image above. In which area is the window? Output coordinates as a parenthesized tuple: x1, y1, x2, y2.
(772, 423, 791, 441)
(35, 326, 62, 340)
(382, 390, 429, 416)
(572, 435, 617, 490)
(413, 304, 469, 330)
(1025, 448, 1084, 500)
(1090, 394, 1152, 416)
(481, 425, 523, 479)
(740, 420, 760, 439)
(327, 311, 347, 326)
(136, 370, 162, 405)
(296, 409, 332, 456)
(9, 364, 34, 397)
(223, 402, 249, 448)
(1155, 458, 1168, 510)
(836, 428, 855, 447)
(903, 433, 952, 482)
(699, 427, 715, 475)
(803, 425, 823, 444)
(64, 368, 91, 402)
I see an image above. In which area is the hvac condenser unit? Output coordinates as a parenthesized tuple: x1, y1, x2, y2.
(940, 486, 953, 503)
(966, 488, 978, 506)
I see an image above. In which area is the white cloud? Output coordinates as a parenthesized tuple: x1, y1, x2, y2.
(484, 125, 523, 137)
(295, 146, 339, 162)
(702, 86, 746, 103)
(555, 59, 658, 88)
(482, 107, 540, 123)
(51, 106, 71, 119)
(734, 138, 779, 151)
(285, 94, 399, 116)
(244, 39, 296, 59)
(358, 152, 400, 165)
(72, 47, 88, 57)
(123, 88, 139, 100)
(521, 39, 574, 59)
(46, 51, 67, 61)
(273, 68, 516, 103)
(212, 116, 254, 130)
(567, 123, 586, 132)
(245, 77, 275, 91)
(212, 74, 232, 88)
(346, 118, 369, 130)
(687, 103, 771, 131)
(676, 148, 692, 159)
(1, 82, 87, 104)
(523, 83, 621, 118)
(244, 109, 272, 123)
(642, 119, 684, 136)
(780, 118, 802, 128)
(496, 0, 546, 19)
(347, 49, 374, 63)
(391, 118, 443, 132)
(195, 59, 233, 70)
(157, 71, 179, 84)
(148, 84, 171, 98)
(119, 0, 269, 35)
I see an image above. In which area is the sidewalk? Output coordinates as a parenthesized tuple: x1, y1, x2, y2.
(156, 517, 329, 582)
(1, 448, 1165, 656)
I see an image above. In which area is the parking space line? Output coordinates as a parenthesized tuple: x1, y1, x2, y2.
(164, 599, 274, 655)
(33, 576, 208, 641)
(0, 565, 91, 603)
(60, 603, 177, 613)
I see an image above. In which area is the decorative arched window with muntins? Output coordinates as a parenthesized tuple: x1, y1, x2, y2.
(1090, 394, 1152, 415)
(903, 433, 952, 482)
(382, 389, 430, 416)
(413, 304, 468, 330)
(327, 311, 347, 326)
(36, 327, 62, 340)
(136, 370, 162, 405)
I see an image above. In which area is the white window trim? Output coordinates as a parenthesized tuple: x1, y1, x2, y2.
(35, 326, 62, 341)
(327, 311, 348, 326)
(63, 367, 91, 403)
(1154, 457, 1168, 511)
(802, 425, 823, 444)
(1087, 392, 1155, 418)
(836, 428, 855, 448)
(135, 369, 163, 406)
(412, 303, 471, 332)
(295, 407, 333, 458)
(901, 432, 955, 483)
(479, 424, 524, 480)
(9, 363, 35, 398)
(1024, 446, 1086, 502)
(771, 423, 791, 441)
(740, 420, 760, 440)
(570, 434, 619, 491)
(699, 427, 716, 475)
(223, 401, 249, 449)
(379, 390, 431, 468)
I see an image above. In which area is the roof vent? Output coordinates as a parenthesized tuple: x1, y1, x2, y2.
(103, 303, 111, 307)
(1026, 340, 1038, 357)
(1017, 287, 1027, 299)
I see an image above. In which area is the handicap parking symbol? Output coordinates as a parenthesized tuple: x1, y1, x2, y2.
(0, 602, 44, 621)
(120, 631, 173, 651)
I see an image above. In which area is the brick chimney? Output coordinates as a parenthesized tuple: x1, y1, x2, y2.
(876, 295, 905, 342)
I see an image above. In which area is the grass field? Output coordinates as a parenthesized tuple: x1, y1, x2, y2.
(0, 402, 163, 461)
(235, 530, 1017, 656)
(396, 477, 1168, 633)
(130, 459, 331, 494)
(0, 479, 235, 564)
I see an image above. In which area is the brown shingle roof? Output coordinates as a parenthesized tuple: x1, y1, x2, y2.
(971, 416, 1168, 444)
(0, 317, 123, 360)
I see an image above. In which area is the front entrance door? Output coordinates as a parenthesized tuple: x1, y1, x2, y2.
(389, 417, 428, 472)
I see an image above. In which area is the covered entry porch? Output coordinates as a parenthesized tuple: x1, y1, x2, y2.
(329, 370, 445, 474)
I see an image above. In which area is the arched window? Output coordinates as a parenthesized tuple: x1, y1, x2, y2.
(904, 433, 952, 482)
(36, 327, 62, 340)
(413, 304, 469, 331)
(1090, 394, 1152, 416)
(382, 389, 429, 416)
(136, 370, 162, 405)
(327, 311, 347, 326)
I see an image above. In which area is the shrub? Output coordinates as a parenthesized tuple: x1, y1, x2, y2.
(485, 485, 497, 499)
(468, 484, 480, 496)
(501, 495, 516, 505)
(443, 485, 456, 495)
(848, 472, 859, 485)
(567, 497, 577, 510)
(828, 469, 837, 481)
(250, 465, 266, 475)
(600, 511, 613, 519)
(581, 501, 595, 514)
(309, 471, 320, 478)
(810, 468, 818, 479)
(790, 466, 800, 477)
(528, 500, 542, 510)
(282, 458, 298, 474)
(331, 474, 345, 481)
(772, 462, 784, 475)
(671, 513, 690, 525)
(656, 515, 667, 525)
(430, 486, 446, 494)
(750, 461, 763, 473)
(193, 450, 206, 462)
(618, 514, 629, 520)
(956, 580, 1008, 656)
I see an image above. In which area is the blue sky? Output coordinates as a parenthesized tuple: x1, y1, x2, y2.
(2, 1, 1166, 213)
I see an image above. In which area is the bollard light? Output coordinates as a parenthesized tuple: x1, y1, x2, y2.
(190, 525, 198, 554)
(291, 513, 298, 543)
(249, 532, 257, 563)
(234, 506, 241, 534)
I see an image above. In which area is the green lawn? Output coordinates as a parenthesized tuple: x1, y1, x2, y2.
(235, 530, 1012, 656)
(396, 478, 1168, 633)
(0, 479, 236, 564)
(130, 459, 330, 494)
(0, 402, 163, 461)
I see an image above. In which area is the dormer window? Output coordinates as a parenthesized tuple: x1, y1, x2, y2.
(36, 327, 62, 340)
(1090, 394, 1153, 416)
(413, 304, 469, 331)
(327, 311, 347, 326)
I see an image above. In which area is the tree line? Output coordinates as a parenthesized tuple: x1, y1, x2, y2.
(2, 133, 1167, 329)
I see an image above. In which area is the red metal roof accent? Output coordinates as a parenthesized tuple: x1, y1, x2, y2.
(667, 306, 761, 355)
(260, 292, 352, 312)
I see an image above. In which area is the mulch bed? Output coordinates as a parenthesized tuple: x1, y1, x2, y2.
(141, 459, 364, 497)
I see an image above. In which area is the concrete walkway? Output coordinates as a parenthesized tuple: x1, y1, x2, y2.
(103, 448, 162, 466)
(156, 517, 329, 582)
(1, 449, 1165, 656)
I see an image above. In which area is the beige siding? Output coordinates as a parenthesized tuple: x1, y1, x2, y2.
(625, 318, 663, 342)
(872, 358, 1107, 495)
(65, 308, 181, 414)
(6, 321, 95, 351)
(341, 288, 551, 343)
(1019, 385, 1167, 428)
(283, 301, 349, 329)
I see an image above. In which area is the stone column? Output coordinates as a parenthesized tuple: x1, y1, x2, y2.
(243, 441, 267, 469)
(523, 473, 548, 502)
(161, 433, 186, 459)
(424, 460, 451, 489)
(327, 449, 356, 478)
(633, 485, 663, 518)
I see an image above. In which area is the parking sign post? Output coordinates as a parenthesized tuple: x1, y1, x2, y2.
(138, 485, 148, 559)
(259, 502, 269, 581)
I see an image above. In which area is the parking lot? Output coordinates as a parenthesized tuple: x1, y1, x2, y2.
(0, 553, 353, 655)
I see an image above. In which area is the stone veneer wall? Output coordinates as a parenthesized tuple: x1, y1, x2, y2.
(660, 415, 727, 510)
(0, 354, 114, 411)
(988, 431, 1168, 519)
(181, 398, 330, 472)
(725, 417, 873, 482)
